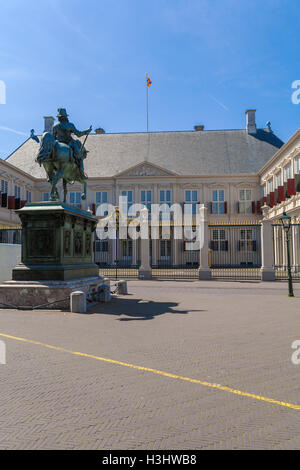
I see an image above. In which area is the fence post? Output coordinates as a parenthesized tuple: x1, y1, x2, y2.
(139, 237, 152, 279)
(260, 217, 276, 281)
(198, 206, 211, 280)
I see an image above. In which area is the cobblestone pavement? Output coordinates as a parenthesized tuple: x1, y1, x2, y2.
(0, 280, 300, 449)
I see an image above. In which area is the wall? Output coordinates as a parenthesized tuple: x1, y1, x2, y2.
(0, 244, 21, 282)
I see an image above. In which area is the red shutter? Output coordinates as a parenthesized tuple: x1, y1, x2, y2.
(224, 201, 228, 214)
(262, 196, 267, 205)
(287, 178, 296, 197)
(256, 201, 261, 214)
(252, 201, 256, 214)
(277, 186, 285, 203)
(269, 192, 275, 207)
(8, 196, 15, 210)
(92, 203, 96, 215)
(20, 200, 26, 208)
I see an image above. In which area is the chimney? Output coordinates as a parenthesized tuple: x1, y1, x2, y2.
(95, 127, 105, 134)
(194, 125, 205, 131)
(44, 116, 54, 133)
(245, 109, 256, 134)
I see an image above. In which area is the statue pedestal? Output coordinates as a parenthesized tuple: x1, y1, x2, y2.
(12, 202, 99, 281)
(0, 202, 104, 310)
(0, 277, 103, 310)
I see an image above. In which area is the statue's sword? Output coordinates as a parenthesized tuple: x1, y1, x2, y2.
(80, 127, 92, 154)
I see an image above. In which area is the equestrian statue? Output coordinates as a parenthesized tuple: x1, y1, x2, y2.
(35, 108, 92, 202)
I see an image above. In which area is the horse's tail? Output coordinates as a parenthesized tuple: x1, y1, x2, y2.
(36, 132, 55, 165)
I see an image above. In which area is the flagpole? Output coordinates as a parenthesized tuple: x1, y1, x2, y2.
(146, 73, 149, 132)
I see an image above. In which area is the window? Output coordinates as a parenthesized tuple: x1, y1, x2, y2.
(212, 190, 225, 215)
(69, 192, 81, 208)
(160, 240, 171, 258)
(160, 190, 172, 205)
(185, 190, 198, 215)
(26, 190, 32, 203)
(95, 241, 109, 252)
(14, 185, 21, 199)
(275, 172, 282, 188)
(268, 179, 274, 193)
(43, 192, 50, 202)
(296, 157, 300, 174)
(239, 189, 252, 214)
(284, 164, 291, 182)
(210, 229, 228, 251)
(120, 190, 133, 213)
(239, 229, 256, 252)
(1, 180, 8, 194)
(141, 190, 152, 213)
(96, 191, 108, 204)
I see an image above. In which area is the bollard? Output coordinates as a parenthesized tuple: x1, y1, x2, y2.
(97, 284, 111, 303)
(70, 291, 86, 313)
(116, 280, 128, 295)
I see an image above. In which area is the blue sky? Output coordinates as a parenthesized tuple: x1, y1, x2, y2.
(0, 0, 299, 158)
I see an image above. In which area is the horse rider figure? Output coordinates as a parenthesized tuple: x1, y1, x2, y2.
(52, 108, 92, 178)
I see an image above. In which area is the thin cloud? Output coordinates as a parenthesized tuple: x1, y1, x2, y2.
(208, 94, 229, 111)
(0, 126, 28, 136)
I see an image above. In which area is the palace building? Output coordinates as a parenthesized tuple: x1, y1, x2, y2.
(2, 108, 299, 278)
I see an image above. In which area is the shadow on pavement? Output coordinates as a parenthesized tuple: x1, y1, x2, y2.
(89, 297, 206, 321)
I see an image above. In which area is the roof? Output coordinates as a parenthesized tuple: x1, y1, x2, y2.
(5, 129, 284, 178)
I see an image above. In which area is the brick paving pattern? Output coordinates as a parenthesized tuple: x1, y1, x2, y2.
(0, 280, 300, 449)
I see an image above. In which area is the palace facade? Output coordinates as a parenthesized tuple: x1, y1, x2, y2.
(2, 109, 299, 271)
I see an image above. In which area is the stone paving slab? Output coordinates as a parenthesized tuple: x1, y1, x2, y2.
(0, 280, 300, 449)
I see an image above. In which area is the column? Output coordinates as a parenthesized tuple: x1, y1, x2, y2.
(198, 206, 211, 280)
(138, 237, 152, 279)
(260, 219, 276, 281)
(138, 207, 152, 279)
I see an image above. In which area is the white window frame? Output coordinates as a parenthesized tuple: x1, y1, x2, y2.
(14, 185, 21, 199)
(141, 189, 152, 213)
(284, 164, 291, 182)
(1, 179, 8, 194)
(69, 191, 82, 208)
(212, 189, 225, 215)
(275, 172, 282, 188)
(96, 191, 108, 205)
(185, 190, 198, 215)
(26, 190, 32, 202)
(239, 189, 252, 215)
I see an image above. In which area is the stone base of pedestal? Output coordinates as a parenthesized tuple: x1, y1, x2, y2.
(138, 268, 152, 280)
(0, 276, 104, 310)
(12, 263, 99, 282)
(260, 268, 276, 282)
(198, 268, 212, 280)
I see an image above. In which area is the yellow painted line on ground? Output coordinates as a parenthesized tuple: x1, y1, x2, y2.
(1, 331, 300, 412)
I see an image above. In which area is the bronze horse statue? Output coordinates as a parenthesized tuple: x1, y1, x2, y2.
(36, 131, 88, 203)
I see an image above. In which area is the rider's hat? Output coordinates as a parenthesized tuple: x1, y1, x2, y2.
(57, 108, 69, 118)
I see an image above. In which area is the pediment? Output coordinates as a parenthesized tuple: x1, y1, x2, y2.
(116, 162, 177, 178)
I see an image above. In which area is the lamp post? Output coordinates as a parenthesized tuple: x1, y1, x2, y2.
(280, 212, 294, 297)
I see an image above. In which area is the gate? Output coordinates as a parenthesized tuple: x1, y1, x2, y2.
(95, 233, 140, 279)
(273, 223, 300, 280)
(209, 223, 262, 280)
(0, 228, 22, 244)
